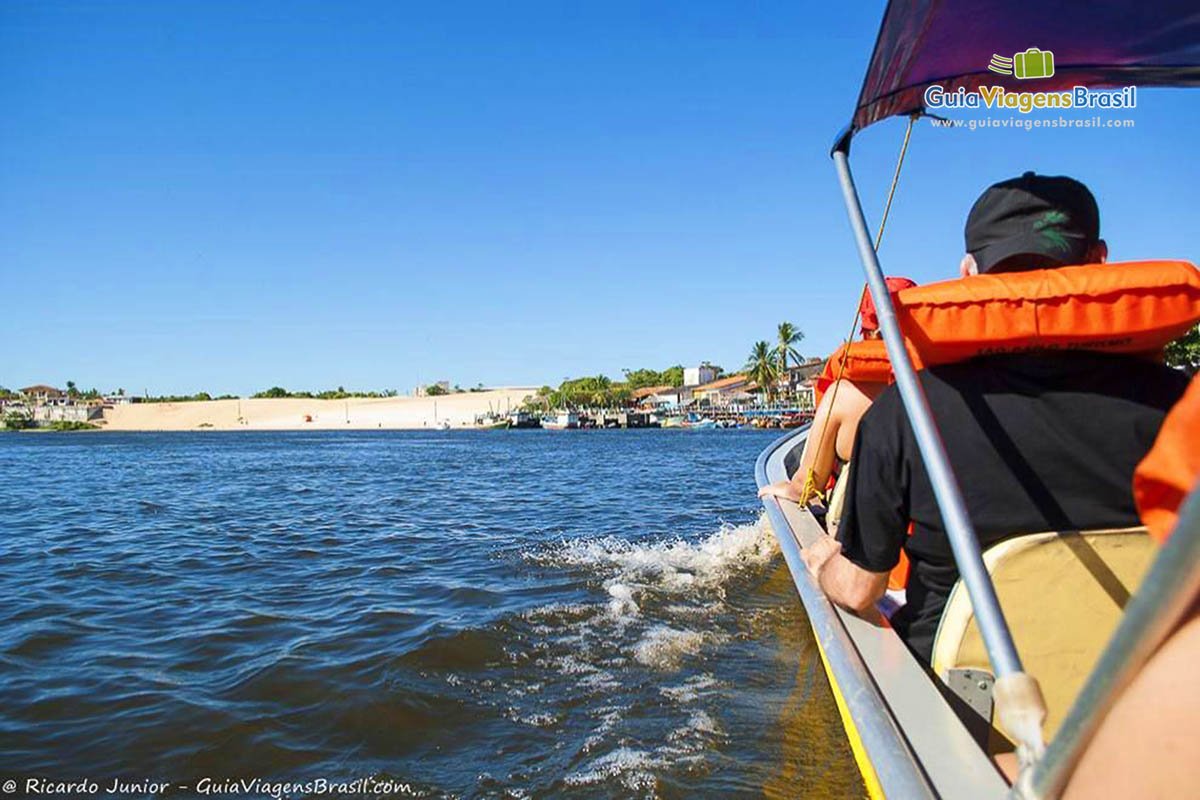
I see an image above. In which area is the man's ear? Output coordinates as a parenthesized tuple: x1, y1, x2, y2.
(960, 253, 979, 278)
(1089, 240, 1108, 264)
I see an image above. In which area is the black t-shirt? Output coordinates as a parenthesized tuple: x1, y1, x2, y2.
(837, 352, 1189, 663)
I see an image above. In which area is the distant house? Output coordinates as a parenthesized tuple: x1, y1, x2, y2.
(632, 384, 670, 401)
(795, 377, 817, 410)
(19, 385, 65, 405)
(782, 357, 825, 395)
(683, 363, 719, 388)
(633, 384, 688, 408)
(692, 374, 753, 406)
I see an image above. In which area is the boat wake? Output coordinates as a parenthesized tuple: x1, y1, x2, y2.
(425, 519, 781, 795)
(375, 518, 789, 796)
(538, 519, 779, 606)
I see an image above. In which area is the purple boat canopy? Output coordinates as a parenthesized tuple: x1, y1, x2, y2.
(852, 0, 1200, 133)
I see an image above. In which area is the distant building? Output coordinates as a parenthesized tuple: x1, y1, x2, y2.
(782, 357, 825, 395)
(795, 378, 817, 411)
(631, 385, 668, 402)
(632, 384, 687, 408)
(683, 363, 719, 387)
(19, 385, 66, 405)
(692, 374, 753, 406)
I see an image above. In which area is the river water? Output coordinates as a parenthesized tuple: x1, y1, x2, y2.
(0, 430, 860, 798)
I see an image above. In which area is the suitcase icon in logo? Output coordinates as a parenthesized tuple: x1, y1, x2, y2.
(1014, 48, 1055, 79)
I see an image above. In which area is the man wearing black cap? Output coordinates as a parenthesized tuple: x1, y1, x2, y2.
(960, 171, 1105, 276)
(800, 172, 1189, 664)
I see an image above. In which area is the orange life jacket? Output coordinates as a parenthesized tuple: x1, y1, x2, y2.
(888, 537, 912, 591)
(815, 339, 892, 406)
(1134, 374, 1200, 543)
(815, 260, 1200, 406)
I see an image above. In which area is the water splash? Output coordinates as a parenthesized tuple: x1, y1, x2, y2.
(632, 626, 711, 670)
(529, 517, 777, 620)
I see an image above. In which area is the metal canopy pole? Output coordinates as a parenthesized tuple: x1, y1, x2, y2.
(830, 138, 1045, 756)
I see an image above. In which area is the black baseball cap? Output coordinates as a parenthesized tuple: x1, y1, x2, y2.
(964, 172, 1100, 274)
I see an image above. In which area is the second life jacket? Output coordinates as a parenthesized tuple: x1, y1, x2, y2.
(815, 260, 1200, 406)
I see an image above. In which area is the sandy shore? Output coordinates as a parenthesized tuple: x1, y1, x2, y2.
(98, 388, 539, 431)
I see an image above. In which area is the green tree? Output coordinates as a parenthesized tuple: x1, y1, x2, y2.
(66, 380, 77, 398)
(1165, 324, 1200, 375)
(254, 386, 290, 398)
(775, 322, 804, 373)
(425, 384, 448, 396)
(660, 365, 685, 387)
(4, 411, 31, 430)
(586, 375, 612, 406)
(744, 341, 779, 403)
(551, 374, 635, 409)
(622, 368, 663, 389)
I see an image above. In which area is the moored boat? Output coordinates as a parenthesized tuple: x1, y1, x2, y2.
(507, 410, 541, 429)
(542, 411, 578, 430)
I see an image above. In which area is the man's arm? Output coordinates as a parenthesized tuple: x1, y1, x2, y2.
(801, 534, 890, 614)
(823, 389, 909, 615)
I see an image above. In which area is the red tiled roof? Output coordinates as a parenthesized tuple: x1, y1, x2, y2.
(694, 374, 747, 392)
(20, 384, 62, 394)
(632, 384, 674, 399)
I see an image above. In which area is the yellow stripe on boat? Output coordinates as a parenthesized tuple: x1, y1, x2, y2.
(814, 635, 886, 800)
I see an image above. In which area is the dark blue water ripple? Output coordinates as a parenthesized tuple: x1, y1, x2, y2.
(0, 430, 857, 798)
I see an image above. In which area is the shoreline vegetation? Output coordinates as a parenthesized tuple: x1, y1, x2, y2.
(3, 418, 100, 432)
(522, 365, 691, 412)
(11, 322, 1191, 434)
(2, 318, 819, 433)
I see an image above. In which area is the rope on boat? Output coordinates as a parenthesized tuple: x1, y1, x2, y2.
(801, 113, 917, 504)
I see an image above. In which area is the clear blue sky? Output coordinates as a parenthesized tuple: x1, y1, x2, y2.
(3, 1, 1197, 396)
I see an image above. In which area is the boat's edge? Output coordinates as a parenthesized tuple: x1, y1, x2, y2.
(755, 426, 1008, 799)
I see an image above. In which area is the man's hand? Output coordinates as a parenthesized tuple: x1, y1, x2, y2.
(758, 479, 803, 503)
(800, 534, 842, 579)
(803, 534, 889, 620)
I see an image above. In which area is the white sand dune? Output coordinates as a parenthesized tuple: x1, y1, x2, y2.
(98, 388, 538, 431)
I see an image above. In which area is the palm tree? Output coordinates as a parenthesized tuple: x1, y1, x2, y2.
(745, 341, 779, 404)
(776, 322, 804, 372)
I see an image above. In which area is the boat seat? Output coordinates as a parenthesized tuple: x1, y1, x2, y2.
(930, 526, 1155, 745)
